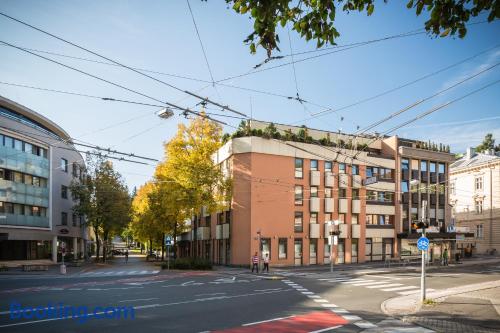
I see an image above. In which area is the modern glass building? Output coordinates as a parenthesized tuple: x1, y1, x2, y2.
(0, 95, 89, 261)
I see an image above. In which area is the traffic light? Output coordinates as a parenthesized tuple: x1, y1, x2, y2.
(329, 223, 341, 236)
(417, 221, 429, 229)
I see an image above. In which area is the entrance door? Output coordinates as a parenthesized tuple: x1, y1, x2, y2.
(294, 239, 302, 266)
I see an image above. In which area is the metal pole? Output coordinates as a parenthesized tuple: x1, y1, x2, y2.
(167, 245, 170, 270)
(420, 229, 426, 302)
(330, 234, 333, 273)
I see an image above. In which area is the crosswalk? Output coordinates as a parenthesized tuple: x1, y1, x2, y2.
(318, 276, 434, 295)
(476, 265, 500, 274)
(79, 270, 160, 277)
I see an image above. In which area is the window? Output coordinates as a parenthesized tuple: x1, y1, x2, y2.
(310, 186, 318, 197)
(367, 167, 393, 180)
(339, 163, 346, 174)
(325, 161, 332, 172)
(32, 206, 41, 216)
(421, 160, 427, 172)
(294, 212, 303, 232)
(61, 158, 68, 172)
(352, 189, 359, 199)
(61, 185, 68, 199)
(32, 176, 40, 187)
(4, 136, 13, 148)
(72, 214, 78, 226)
(476, 224, 483, 239)
(325, 188, 332, 198)
(430, 162, 436, 173)
(438, 163, 445, 174)
(338, 213, 346, 223)
(295, 158, 303, 178)
(14, 139, 23, 151)
(475, 177, 483, 191)
(310, 159, 318, 171)
(278, 238, 287, 259)
(14, 172, 22, 183)
(352, 214, 359, 224)
(401, 159, 409, 170)
(324, 213, 332, 222)
(310, 212, 318, 224)
(72, 163, 79, 178)
(339, 188, 347, 198)
(475, 200, 483, 214)
(401, 181, 409, 193)
(366, 214, 394, 225)
(261, 238, 271, 259)
(351, 165, 359, 175)
(61, 212, 68, 225)
(367, 191, 394, 203)
(294, 186, 303, 205)
(24, 174, 33, 185)
(24, 142, 32, 153)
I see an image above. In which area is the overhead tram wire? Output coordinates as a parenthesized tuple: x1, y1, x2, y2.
(0, 11, 246, 118)
(291, 43, 500, 126)
(351, 78, 500, 160)
(354, 61, 500, 135)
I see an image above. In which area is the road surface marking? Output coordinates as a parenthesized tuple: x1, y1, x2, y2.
(242, 315, 295, 326)
(309, 325, 342, 333)
(301, 291, 314, 295)
(342, 315, 362, 321)
(181, 281, 195, 286)
(127, 271, 138, 274)
(382, 286, 419, 292)
(254, 288, 282, 292)
(195, 292, 227, 296)
(308, 295, 321, 299)
(366, 283, 403, 289)
(320, 304, 339, 308)
(349, 281, 387, 286)
(355, 321, 378, 328)
(343, 279, 374, 284)
(119, 297, 159, 303)
(314, 299, 328, 303)
(331, 309, 349, 313)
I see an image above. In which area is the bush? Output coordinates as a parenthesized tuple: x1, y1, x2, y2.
(161, 257, 212, 270)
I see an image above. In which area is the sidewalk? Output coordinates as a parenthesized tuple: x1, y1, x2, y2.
(382, 280, 500, 332)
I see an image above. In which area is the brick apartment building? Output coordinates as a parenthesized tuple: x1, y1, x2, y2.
(180, 121, 459, 266)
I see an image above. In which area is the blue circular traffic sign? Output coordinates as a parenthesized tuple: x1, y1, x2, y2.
(417, 236, 429, 251)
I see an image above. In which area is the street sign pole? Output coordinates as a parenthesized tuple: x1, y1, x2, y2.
(167, 244, 170, 270)
(421, 229, 426, 302)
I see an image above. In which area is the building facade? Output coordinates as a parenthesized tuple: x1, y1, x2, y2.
(186, 121, 456, 266)
(450, 148, 500, 254)
(0, 96, 89, 262)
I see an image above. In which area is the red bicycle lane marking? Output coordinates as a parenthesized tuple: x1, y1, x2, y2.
(0, 271, 215, 294)
(213, 310, 349, 333)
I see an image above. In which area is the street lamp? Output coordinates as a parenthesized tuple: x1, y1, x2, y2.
(157, 107, 174, 119)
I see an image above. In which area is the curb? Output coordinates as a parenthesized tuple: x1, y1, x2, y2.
(381, 279, 500, 316)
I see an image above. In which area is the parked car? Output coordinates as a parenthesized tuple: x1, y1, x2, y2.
(111, 249, 123, 255)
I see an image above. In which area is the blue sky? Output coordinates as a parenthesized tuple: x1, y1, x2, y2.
(0, 1, 499, 189)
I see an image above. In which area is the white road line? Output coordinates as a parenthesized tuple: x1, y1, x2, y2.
(350, 281, 387, 286)
(118, 297, 159, 303)
(342, 315, 362, 321)
(254, 288, 282, 292)
(320, 304, 338, 308)
(365, 283, 403, 289)
(314, 299, 328, 303)
(354, 321, 378, 328)
(139, 270, 148, 274)
(343, 280, 373, 284)
(152, 270, 160, 274)
(103, 272, 113, 275)
(331, 308, 349, 313)
(382, 286, 420, 292)
(242, 315, 295, 326)
(116, 271, 126, 275)
(195, 293, 226, 297)
(307, 295, 321, 299)
(127, 271, 138, 275)
(68, 288, 81, 291)
(398, 288, 435, 295)
(309, 325, 342, 333)
(301, 291, 314, 295)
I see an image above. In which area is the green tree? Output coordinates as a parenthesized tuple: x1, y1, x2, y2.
(476, 133, 496, 152)
(70, 155, 131, 263)
(226, 0, 499, 56)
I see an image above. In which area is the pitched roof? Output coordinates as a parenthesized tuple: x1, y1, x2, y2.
(451, 152, 500, 170)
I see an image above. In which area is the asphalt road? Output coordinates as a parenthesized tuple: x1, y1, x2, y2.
(0, 260, 498, 332)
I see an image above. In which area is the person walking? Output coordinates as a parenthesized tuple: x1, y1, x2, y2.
(251, 252, 259, 273)
(442, 248, 448, 266)
(263, 253, 269, 273)
(125, 250, 129, 264)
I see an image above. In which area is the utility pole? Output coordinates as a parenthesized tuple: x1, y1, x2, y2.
(329, 220, 340, 273)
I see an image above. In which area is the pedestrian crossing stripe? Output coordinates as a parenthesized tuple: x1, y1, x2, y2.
(80, 270, 159, 276)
